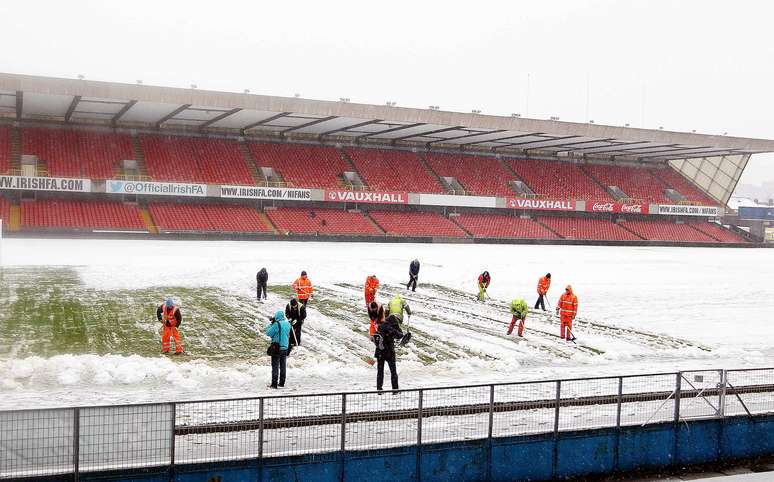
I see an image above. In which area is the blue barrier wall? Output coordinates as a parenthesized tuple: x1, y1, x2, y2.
(78, 414, 774, 482)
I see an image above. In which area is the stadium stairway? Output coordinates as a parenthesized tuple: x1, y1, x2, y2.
(257, 210, 278, 234)
(10, 127, 20, 172)
(337, 149, 369, 189)
(361, 210, 386, 234)
(533, 217, 563, 238)
(239, 140, 266, 184)
(131, 135, 149, 178)
(447, 213, 474, 237)
(615, 221, 647, 240)
(579, 164, 622, 200)
(416, 153, 448, 193)
(8, 203, 20, 231)
(498, 158, 534, 196)
(138, 205, 158, 234)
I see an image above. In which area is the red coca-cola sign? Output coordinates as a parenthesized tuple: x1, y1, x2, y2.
(591, 202, 615, 212)
(589, 202, 645, 213)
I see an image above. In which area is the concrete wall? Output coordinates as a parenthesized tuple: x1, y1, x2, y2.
(59, 414, 774, 482)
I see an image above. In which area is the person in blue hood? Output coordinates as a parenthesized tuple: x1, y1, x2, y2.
(265, 310, 291, 388)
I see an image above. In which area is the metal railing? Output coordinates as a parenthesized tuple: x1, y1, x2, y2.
(1, 367, 773, 479)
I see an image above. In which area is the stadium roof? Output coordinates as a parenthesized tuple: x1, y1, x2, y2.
(1, 72, 773, 162)
(0, 72, 770, 204)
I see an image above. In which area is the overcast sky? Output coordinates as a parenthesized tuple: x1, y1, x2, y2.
(1, 0, 772, 190)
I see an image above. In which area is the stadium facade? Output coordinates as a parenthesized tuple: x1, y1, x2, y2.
(1, 72, 772, 245)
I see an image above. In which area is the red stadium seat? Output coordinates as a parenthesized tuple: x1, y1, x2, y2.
(651, 167, 718, 205)
(507, 159, 613, 201)
(267, 207, 381, 235)
(582, 164, 670, 203)
(618, 219, 717, 242)
(20, 199, 146, 230)
(344, 147, 444, 193)
(141, 135, 254, 184)
(0, 127, 10, 174)
(368, 211, 468, 237)
(537, 216, 641, 241)
(248, 142, 349, 189)
(453, 213, 558, 239)
(22, 128, 134, 179)
(423, 153, 515, 196)
(689, 221, 747, 243)
(149, 203, 271, 233)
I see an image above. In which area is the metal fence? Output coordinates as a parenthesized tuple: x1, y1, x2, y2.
(2, 367, 773, 479)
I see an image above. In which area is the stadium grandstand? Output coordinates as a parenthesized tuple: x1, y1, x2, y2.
(0, 72, 772, 245)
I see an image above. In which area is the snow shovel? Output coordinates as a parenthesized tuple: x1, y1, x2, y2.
(400, 315, 412, 346)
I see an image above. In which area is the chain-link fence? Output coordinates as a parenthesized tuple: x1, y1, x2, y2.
(2, 368, 774, 479)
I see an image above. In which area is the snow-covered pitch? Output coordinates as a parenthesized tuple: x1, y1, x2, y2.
(0, 238, 771, 409)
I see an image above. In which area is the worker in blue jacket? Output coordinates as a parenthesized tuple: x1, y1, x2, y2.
(265, 310, 291, 389)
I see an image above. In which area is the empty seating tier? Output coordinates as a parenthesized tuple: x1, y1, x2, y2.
(149, 203, 271, 233)
(141, 135, 254, 185)
(651, 167, 718, 205)
(582, 164, 670, 203)
(21, 199, 146, 230)
(690, 222, 747, 243)
(344, 147, 444, 193)
(618, 220, 717, 242)
(267, 208, 381, 236)
(0, 127, 10, 174)
(423, 153, 515, 196)
(507, 159, 613, 201)
(249, 143, 349, 189)
(537, 216, 641, 241)
(453, 213, 558, 239)
(22, 128, 134, 179)
(369, 211, 468, 237)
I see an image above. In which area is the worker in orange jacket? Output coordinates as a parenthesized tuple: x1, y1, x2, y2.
(292, 271, 314, 306)
(535, 273, 551, 311)
(556, 285, 578, 341)
(364, 275, 380, 306)
(156, 297, 183, 354)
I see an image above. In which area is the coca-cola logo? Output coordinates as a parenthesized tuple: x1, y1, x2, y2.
(593, 202, 614, 212)
(621, 204, 643, 213)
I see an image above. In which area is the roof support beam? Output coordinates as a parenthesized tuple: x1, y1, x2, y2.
(639, 149, 740, 160)
(318, 119, 383, 138)
(155, 104, 191, 128)
(240, 112, 292, 135)
(64, 96, 81, 122)
(425, 129, 507, 147)
(571, 142, 664, 155)
(199, 107, 242, 129)
(630, 146, 714, 157)
(111, 100, 137, 127)
(389, 126, 464, 144)
(546, 138, 617, 152)
(493, 135, 579, 151)
(458, 132, 542, 147)
(280, 115, 338, 135)
(354, 123, 425, 142)
(15, 91, 22, 120)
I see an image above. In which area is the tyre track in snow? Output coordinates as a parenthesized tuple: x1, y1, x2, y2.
(323, 284, 590, 360)
(407, 283, 710, 352)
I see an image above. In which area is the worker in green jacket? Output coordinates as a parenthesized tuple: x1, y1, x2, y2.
(386, 293, 411, 324)
(507, 299, 529, 337)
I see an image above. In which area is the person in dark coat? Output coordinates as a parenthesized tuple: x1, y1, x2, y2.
(256, 268, 268, 301)
(407, 259, 420, 292)
(374, 314, 404, 392)
(285, 298, 307, 348)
